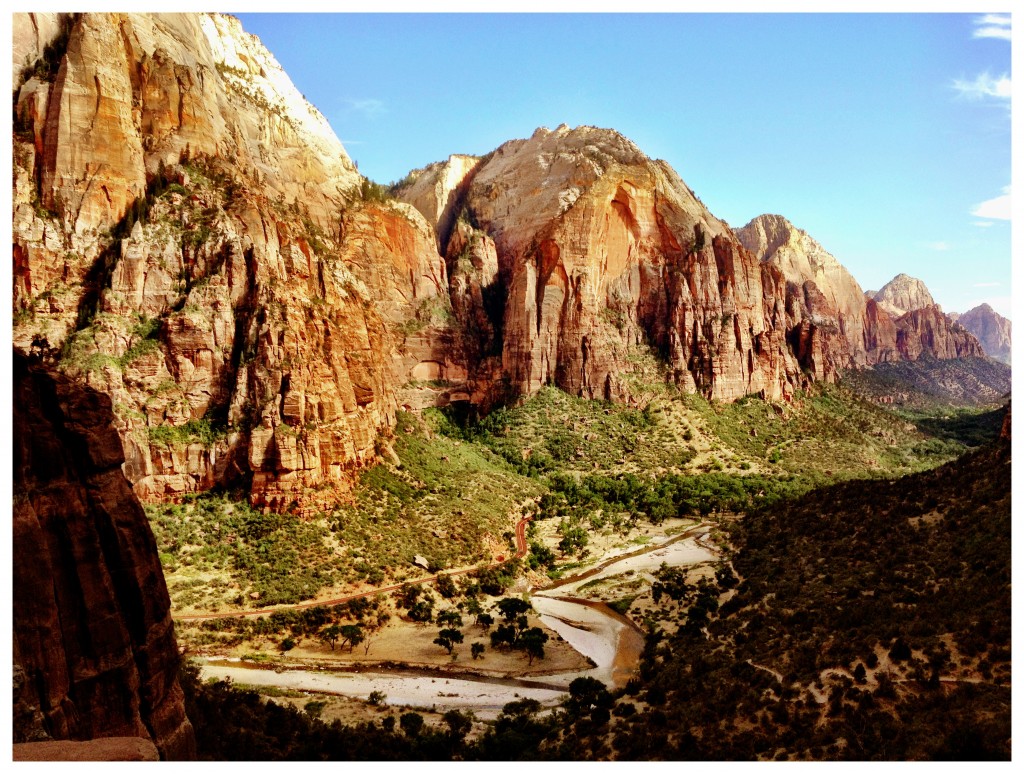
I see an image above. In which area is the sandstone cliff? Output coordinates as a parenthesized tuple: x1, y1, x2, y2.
(13, 12, 450, 510)
(735, 213, 870, 369)
(893, 304, 986, 361)
(399, 125, 807, 403)
(956, 303, 1011, 364)
(869, 273, 936, 318)
(12, 12, 993, 514)
(12, 351, 195, 759)
(735, 216, 987, 371)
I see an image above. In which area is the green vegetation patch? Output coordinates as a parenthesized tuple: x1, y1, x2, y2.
(327, 410, 540, 580)
(612, 433, 1009, 760)
(148, 418, 226, 449)
(683, 383, 980, 478)
(147, 492, 340, 608)
(439, 386, 678, 477)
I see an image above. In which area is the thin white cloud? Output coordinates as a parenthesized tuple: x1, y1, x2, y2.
(972, 282, 1000, 288)
(973, 221, 994, 228)
(346, 98, 386, 118)
(952, 72, 1012, 100)
(973, 14, 1011, 41)
(970, 186, 1011, 220)
(925, 241, 952, 251)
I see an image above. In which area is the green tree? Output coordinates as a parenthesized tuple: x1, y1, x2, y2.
(400, 712, 424, 738)
(566, 676, 612, 718)
(476, 612, 495, 631)
(435, 573, 458, 598)
(443, 709, 473, 746)
(340, 624, 364, 653)
(558, 522, 589, 555)
(471, 642, 485, 660)
(490, 623, 517, 651)
(434, 628, 464, 654)
(496, 597, 531, 624)
(319, 623, 342, 651)
(436, 609, 464, 628)
(519, 627, 549, 665)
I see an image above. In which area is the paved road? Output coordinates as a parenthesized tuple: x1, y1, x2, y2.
(175, 515, 533, 622)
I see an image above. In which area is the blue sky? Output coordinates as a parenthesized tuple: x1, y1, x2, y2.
(237, 11, 1012, 317)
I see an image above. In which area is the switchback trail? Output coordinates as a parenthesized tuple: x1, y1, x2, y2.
(175, 515, 533, 622)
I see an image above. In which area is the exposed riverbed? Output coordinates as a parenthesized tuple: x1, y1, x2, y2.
(198, 524, 715, 716)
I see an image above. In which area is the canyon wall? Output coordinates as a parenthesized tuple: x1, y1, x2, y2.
(736, 216, 985, 369)
(13, 12, 450, 510)
(12, 352, 195, 759)
(13, 13, 989, 513)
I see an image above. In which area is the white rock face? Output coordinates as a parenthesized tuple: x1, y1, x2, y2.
(197, 13, 360, 199)
(12, 13, 65, 87)
(396, 154, 482, 250)
(869, 273, 936, 318)
(466, 124, 733, 265)
(735, 213, 870, 364)
(18, 12, 360, 233)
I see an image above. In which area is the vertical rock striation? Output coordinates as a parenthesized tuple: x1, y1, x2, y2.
(956, 303, 1011, 364)
(13, 12, 442, 510)
(12, 352, 195, 759)
(12, 13, 993, 513)
(736, 216, 986, 370)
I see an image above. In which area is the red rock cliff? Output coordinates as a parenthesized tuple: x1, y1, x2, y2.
(12, 352, 195, 759)
(12, 13, 992, 513)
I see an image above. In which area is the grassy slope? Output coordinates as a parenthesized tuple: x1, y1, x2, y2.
(148, 375, 1002, 615)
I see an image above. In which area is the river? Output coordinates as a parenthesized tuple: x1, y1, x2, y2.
(198, 524, 715, 717)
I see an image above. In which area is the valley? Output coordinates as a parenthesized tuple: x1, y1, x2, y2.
(157, 378, 1007, 756)
(10, 11, 1010, 762)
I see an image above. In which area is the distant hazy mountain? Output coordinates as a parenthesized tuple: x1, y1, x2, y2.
(955, 304, 1011, 364)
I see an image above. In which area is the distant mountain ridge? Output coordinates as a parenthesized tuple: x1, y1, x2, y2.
(734, 216, 984, 370)
(10, 11, 992, 512)
(954, 304, 1011, 364)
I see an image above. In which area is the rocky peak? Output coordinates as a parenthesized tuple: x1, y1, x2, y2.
(735, 213, 861, 293)
(394, 153, 482, 252)
(735, 213, 869, 364)
(17, 12, 360, 236)
(957, 303, 1012, 364)
(870, 273, 936, 318)
(464, 124, 729, 268)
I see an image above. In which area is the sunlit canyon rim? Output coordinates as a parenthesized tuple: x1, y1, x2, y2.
(12, 11, 1010, 762)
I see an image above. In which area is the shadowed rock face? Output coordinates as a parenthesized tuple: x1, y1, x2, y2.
(12, 12, 992, 513)
(12, 352, 195, 760)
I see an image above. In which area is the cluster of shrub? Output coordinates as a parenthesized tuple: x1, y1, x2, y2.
(194, 598, 388, 654)
(587, 430, 1011, 760)
(180, 658, 614, 761)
